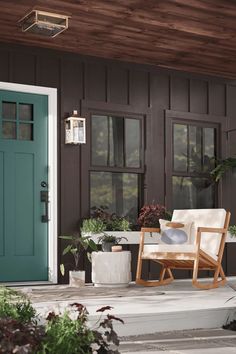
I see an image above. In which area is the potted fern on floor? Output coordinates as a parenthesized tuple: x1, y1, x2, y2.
(59, 233, 97, 287)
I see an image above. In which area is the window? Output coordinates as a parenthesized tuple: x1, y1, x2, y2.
(169, 121, 218, 209)
(1, 101, 33, 140)
(90, 114, 143, 224)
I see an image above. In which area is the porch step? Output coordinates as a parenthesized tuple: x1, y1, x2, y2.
(18, 278, 236, 336)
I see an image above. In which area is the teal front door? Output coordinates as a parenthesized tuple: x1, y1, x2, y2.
(0, 90, 48, 281)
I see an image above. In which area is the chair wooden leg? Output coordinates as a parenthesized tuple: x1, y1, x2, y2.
(192, 263, 227, 290)
(136, 265, 174, 287)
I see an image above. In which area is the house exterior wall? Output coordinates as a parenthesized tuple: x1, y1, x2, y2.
(0, 42, 236, 283)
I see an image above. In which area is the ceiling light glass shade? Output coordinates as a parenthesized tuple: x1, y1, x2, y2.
(19, 10, 69, 38)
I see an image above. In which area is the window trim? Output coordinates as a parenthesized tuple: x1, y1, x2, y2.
(165, 110, 228, 210)
(80, 100, 150, 220)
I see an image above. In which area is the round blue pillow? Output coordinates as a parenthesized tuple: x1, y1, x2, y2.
(161, 228, 188, 244)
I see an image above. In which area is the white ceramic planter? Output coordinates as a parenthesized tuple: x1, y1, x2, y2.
(82, 231, 159, 244)
(69, 270, 85, 287)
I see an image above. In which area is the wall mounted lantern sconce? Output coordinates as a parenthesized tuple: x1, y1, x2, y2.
(65, 110, 86, 145)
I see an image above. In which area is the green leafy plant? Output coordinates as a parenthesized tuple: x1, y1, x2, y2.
(97, 232, 128, 244)
(0, 286, 123, 354)
(90, 206, 131, 231)
(59, 233, 98, 276)
(0, 287, 36, 324)
(229, 225, 236, 237)
(42, 303, 123, 354)
(81, 218, 106, 234)
(210, 157, 236, 182)
(137, 204, 172, 228)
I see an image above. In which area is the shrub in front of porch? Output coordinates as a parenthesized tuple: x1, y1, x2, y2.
(0, 287, 122, 353)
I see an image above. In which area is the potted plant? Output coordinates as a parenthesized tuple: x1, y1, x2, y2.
(59, 233, 97, 287)
(210, 157, 236, 182)
(98, 232, 128, 252)
(229, 225, 236, 238)
(137, 203, 172, 228)
(90, 206, 131, 231)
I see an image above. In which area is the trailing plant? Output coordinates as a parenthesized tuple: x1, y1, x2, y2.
(81, 218, 106, 234)
(229, 225, 236, 237)
(90, 206, 131, 231)
(137, 204, 172, 228)
(59, 233, 98, 276)
(210, 157, 236, 182)
(0, 287, 36, 324)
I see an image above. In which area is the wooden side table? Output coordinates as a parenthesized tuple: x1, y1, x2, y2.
(91, 251, 131, 287)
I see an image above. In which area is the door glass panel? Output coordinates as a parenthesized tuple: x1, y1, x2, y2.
(173, 124, 187, 172)
(172, 176, 214, 209)
(90, 171, 138, 224)
(2, 121, 16, 139)
(125, 118, 140, 168)
(19, 123, 33, 141)
(2, 102, 16, 120)
(19, 104, 33, 121)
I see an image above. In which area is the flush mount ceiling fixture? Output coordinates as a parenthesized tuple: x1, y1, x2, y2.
(19, 10, 69, 38)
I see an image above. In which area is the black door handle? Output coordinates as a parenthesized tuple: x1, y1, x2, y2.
(41, 191, 49, 223)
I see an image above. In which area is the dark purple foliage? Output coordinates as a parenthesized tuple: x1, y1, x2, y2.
(137, 204, 171, 228)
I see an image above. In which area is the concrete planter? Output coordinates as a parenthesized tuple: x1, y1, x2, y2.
(69, 270, 85, 287)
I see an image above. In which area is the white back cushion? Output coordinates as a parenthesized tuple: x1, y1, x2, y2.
(172, 209, 226, 257)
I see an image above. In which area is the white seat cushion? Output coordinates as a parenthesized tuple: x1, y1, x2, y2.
(142, 244, 217, 261)
(172, 209, 226, 257)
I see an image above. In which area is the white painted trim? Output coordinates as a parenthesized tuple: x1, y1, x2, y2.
(0, 81, 58, 283)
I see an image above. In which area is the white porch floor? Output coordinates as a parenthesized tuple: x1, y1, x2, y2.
(16, 277, 236, 336)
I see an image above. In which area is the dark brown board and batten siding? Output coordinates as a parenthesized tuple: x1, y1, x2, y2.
(0, 42, 235, 283)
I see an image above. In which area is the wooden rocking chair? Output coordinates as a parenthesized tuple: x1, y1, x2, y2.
(136, 209, 231, 290)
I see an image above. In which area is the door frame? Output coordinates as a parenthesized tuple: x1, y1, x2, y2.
(0, 81, 58, 283)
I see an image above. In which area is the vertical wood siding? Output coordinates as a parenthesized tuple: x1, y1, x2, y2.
(0, 42, 235, 282)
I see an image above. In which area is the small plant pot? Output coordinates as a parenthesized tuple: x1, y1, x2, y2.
(69, 270, 85, 287)
(102, 242, 116, 252)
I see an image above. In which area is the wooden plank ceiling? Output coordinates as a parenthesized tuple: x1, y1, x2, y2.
(0, 0, 236, 79)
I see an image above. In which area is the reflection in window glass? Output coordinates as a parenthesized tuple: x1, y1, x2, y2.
(125, 118, 140, 168)
(2, 121, 16, 139)
(19, 124, 33, 141)
(19, 104, 33, 121)
(91, 115, 141, 168)
(203, 128, 215, 172)
(173, 124, 187, 172)
(2, 102, 16, 120)
(90, 172, 138, 224)
(189, 126, 202, 173)
(172, 176, 214, 209)
(92, 115, 111, 166)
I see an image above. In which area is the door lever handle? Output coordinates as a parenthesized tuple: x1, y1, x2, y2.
(41, 191, 49, 223)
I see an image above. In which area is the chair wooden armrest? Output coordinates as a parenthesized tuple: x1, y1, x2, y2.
(197, 227, 227, 233)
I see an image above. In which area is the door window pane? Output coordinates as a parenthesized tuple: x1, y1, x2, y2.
(2, 122, 16, 139)
(172, 176, 215, 209)
(90, 171, 138, 224)
(19, 123, 33, 141)
(2, 102, 16, 120)
(19, 104, 33, 121)
(125, 118, 140, 168)
(173, 124, 187, 172)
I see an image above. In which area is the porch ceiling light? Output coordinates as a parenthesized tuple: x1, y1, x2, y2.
(19, 10, 69, 38)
